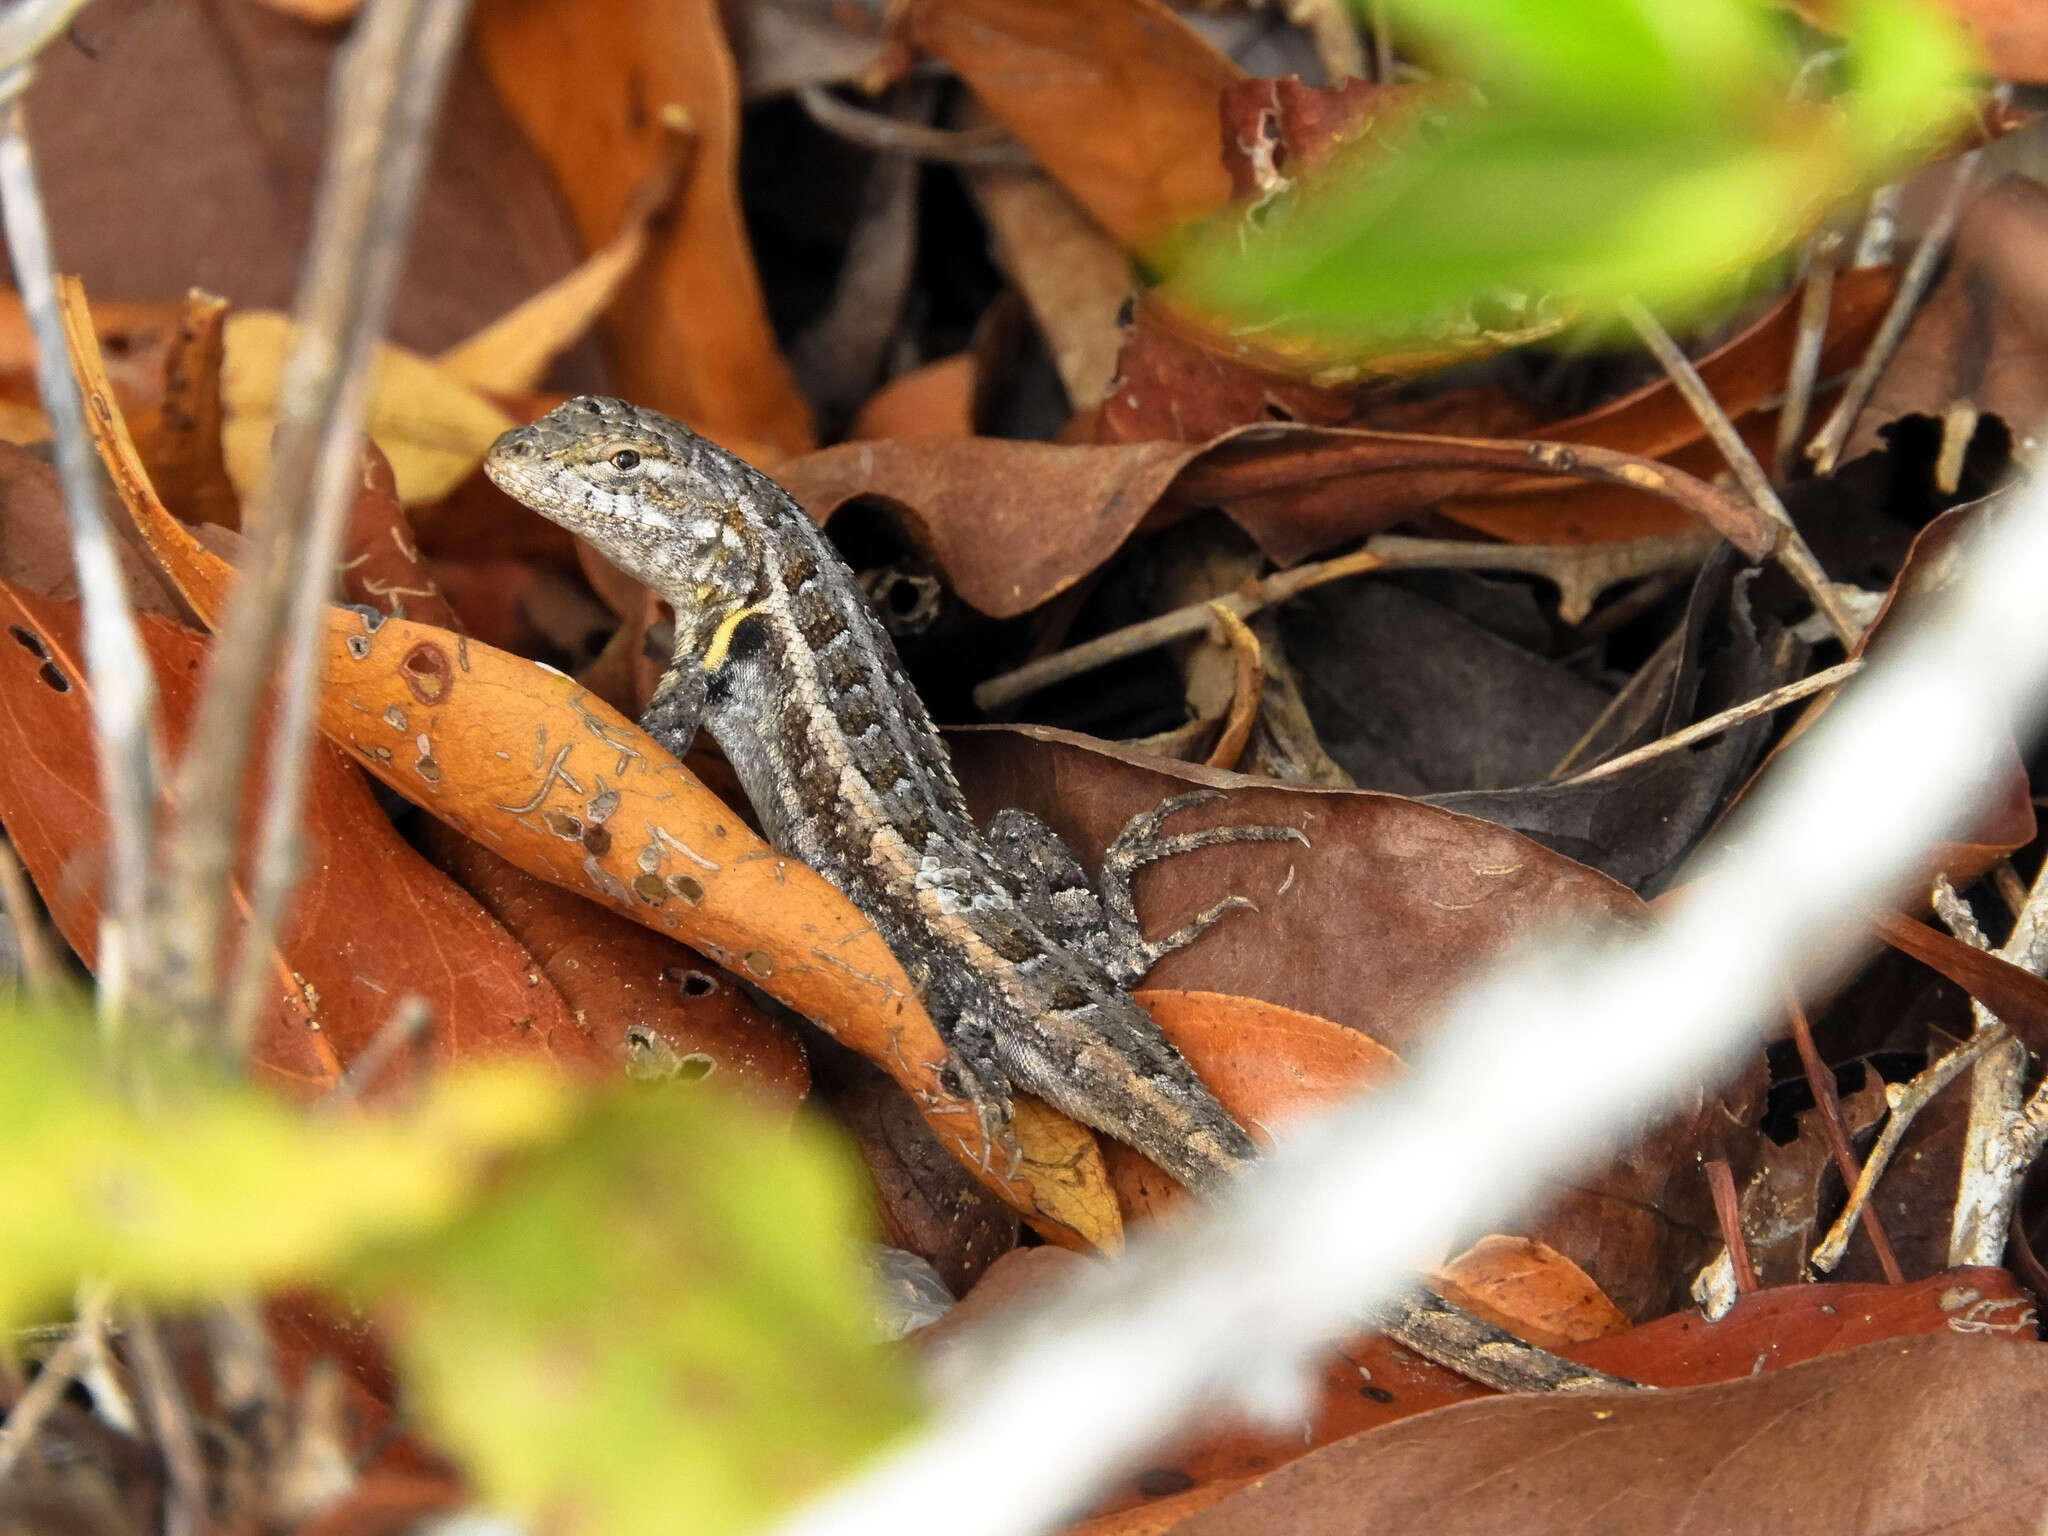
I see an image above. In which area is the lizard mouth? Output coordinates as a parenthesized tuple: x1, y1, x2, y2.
(482, 423, 546, 501)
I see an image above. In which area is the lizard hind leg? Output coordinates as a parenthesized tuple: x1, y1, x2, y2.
(934, 1018, 1022, 1180)
(1098, 789, 1309, 987)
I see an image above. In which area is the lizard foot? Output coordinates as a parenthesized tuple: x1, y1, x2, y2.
(1098, 790, 1309, 985)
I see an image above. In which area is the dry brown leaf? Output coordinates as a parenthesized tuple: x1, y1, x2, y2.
(835, 1077, 1021, 1297)
(422, 820, 811, 1111)
(777, 423, 1771, 618)
(0, 582, 611, 1097)
(338, 440, 462, 630)
(1105, 991, 1401, 1224)
(1845, 177, 2048, 469)
(908, 0, 1241, 251)
(64, 280, 1118, 1251)
(1176, 1330, 2048, 1536)
(966, 166, 1133, 409)
(222, 311, 515, 506)
(1429, 1235, 1632, 1351)
(435, 111, 694, 397)
(1073, 1269, 2037, 1536)
(140, 290, 239, 532)
(848, 354, 979, 441)
(472, 0, 813, 459)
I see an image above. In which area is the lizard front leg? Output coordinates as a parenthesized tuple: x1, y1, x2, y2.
(987, 793, 1309, 990)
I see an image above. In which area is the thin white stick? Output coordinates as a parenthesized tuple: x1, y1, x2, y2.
(780, 469, 2048, 1536)
(1557, 657, 1861, 786)
(223, 0, 473, 1058)
(0, 65, 158, 1025)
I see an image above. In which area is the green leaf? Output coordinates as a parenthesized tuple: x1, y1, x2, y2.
(354, 1087, 914, 1536)
(1382, 0, 1792, 126)
(1168, 0, 1976, 365)
(0, 1005, 913, 1536)
(0, 1008, 567, 1326)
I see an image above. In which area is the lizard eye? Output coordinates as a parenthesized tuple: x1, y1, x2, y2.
(610, 448, 642, 471)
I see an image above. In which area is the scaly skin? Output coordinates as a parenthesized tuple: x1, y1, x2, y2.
(484, 395, 1642, 1396)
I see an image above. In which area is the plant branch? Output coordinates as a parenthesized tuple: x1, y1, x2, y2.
(973, 530, 1713, 712)
(783, 447, 2048, 1536)
(141, 0, 473, 1061)
(1807, 151, 1978, 475)
(1621, 296, 1861, 646)
(0, 56, 158, 1024)
(1556, 658, 1861, 786)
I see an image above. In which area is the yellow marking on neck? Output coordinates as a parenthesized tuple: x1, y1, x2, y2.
(701, 601, 762, 671)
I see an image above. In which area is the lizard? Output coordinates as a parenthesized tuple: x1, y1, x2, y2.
(485, 395, 1637, 1396)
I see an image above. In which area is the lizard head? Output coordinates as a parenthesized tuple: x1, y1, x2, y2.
(484, 395, 761, 594)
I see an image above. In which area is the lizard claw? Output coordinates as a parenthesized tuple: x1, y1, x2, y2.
(1096, 790, 1307, 985)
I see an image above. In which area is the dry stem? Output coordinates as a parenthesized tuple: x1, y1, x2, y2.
(1556, 658, 1861, 786)
(1811, 1020, 2010, 1272)
(0, 51, 158, 1023)
(973, 530, 1713, 712)
(1774, 233, 1839, 482)
(1807, 151, 1978, 475)
(143, 0, 474, 1061)
(1621, 297, 1861, 646)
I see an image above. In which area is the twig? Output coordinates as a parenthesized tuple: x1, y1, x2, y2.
(796, 82, 1028, 165)
(1811, 1022, 2009, 1273)
(322, 994, 431, 1109)
(1200, 602, 1262, 772)
(1555, 658, 1862, 786)
(123, 1306, 210, 1536)
(1935, 865, 2048, 1267)
(1774, 233, 1838, 482)
(1704, 1159, 1756, 1293)
(1545, 624, 1685, 781)
(1807, 151, 1978, 475)
(144, 0, 473, 1063)
(0, 837, 60, 996)
(68, 1281, 135, 1436)
(1786, 992, 1902, 1282)
(0, 1328, 84, 1483)
(1368, 0, 1393, 83)
(972, 530, 1713, 712)
(0, 55, 157, 1025)
(1853, 182, 1902, 269)
(781, 433, 2048, 1536)
(1621, 297, 1862, 647)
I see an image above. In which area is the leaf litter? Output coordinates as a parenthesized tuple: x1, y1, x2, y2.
(8, 1, 2048, 1534)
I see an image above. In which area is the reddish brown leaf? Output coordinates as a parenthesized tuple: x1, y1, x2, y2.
(0, 584, 610, 1095)
(21, 7, 586, 362)
(1846, 176, 2048, 468)
(472, 0, 813, 460)
(1075, 1268, 2034, 1533)
(835, 1078, 1021, 1298)
(907, 0, 1241, 251)
(1106, 991, 1400, 1224)
(339, 439, 461, 631)
(422, 820, 810, 1111)
(777, 424, 1770, 618)
(1874, 909, 2048, 1059)
(1176, 1329, 2048, 1536)
(1430, 1235, 1631, 1351)
(1073, 1269, 2035, 1535)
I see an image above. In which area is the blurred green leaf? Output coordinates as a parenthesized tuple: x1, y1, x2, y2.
(355, 1088, 913, 1536)
(1163, 0, 1978, 366)
(0, 1006, 912, 1536)
(0, 1008, 567, 1326)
